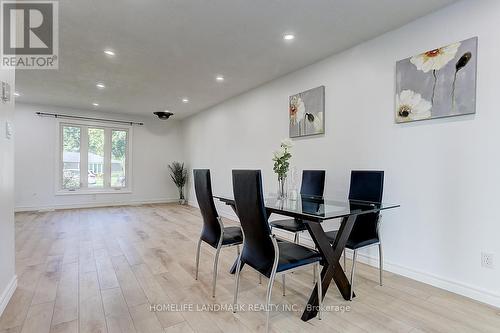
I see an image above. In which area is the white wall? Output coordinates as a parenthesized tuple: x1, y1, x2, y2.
(181, 0, 500, 307)
(0, 68, 16, 315)
(15, 103, 185, 211)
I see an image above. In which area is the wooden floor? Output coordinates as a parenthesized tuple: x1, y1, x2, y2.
(1, 204, 499, 333)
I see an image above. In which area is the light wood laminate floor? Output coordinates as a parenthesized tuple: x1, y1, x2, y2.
(1, 204, 499, 333)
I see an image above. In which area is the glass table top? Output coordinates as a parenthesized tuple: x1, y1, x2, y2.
(214, 194, 399, 222)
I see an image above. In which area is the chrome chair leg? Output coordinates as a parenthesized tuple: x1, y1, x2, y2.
(259, 274, 262, 284)
(282, 275, 286, 296)
(343, 249, 346, 272)
(316, 262, 322, 320)
(233, 256, 242, 312)
(237, 244, 240, 256)
(195, 238, 202, 280)
(313, 264, 317, 284)
(293, 232, 298, 243)
(212, 246, 222, 298)
(265, 269, 277, 333)
(350, 249, 357, 301)
(378, 243, 383, 286)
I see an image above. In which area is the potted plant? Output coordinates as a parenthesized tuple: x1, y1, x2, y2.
(272, 139, 293, 199)
(168, 161, 188, 204)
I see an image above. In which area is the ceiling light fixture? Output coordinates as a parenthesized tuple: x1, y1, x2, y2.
(96, 82, 106, 89)
(215, 75, 225, 82)
(13, 91, 20, 97)
(103, 49, 116, 56)
(154, 111, 174, 120)
(283, 33, 295, 41)
(182, 98, 189, 103)
(92, 102, 99, 107)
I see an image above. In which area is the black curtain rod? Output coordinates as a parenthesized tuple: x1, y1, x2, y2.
(35, 112, 144, 126)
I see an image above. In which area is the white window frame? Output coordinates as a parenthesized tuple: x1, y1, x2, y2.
(55, 119, 133, 195)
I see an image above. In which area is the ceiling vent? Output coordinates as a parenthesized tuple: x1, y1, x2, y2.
(153, 111, 174, 120)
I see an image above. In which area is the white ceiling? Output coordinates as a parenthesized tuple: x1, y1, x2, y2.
(16, 0, 457, 119)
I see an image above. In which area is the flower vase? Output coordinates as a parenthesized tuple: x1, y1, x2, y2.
(179, 187, 186, 205)
(288, 166, 299, 201)
(277, 176, 287, 199)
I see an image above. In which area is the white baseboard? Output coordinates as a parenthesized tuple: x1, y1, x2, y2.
(15, 198, 179, 212)
(188, 201, 500, 308)
(189, 199, 239, 221)
(351, 250, 500, 308)
(0, 275, 17, 317)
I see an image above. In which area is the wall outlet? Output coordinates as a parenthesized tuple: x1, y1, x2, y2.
(481, 252, 494, 269)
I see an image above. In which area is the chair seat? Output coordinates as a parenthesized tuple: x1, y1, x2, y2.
(325, 231, 379, 249)
(222, 226, 243, 245)
(276, 241, 321, 273)
(270, 218, 307, 232)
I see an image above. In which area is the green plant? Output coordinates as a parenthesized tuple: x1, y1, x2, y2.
(168, 162, 188, 201)
(272, 139, 293, 180)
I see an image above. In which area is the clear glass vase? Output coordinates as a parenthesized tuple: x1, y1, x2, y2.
(277, 176, 287, 199)
(178, 187, 186, 205)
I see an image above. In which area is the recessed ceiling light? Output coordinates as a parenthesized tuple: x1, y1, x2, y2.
(215, 75, 224, 82)
(283, 34, 295, 41)
(103, 49, 115, 56)
(92, 102, 99, 107)
(96, 82, 106, 89)
(13, 91, 20, 97)
(182, 98, 189, 103)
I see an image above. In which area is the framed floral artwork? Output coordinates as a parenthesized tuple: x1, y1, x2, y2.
(395, 37, 477, 123)
(289, 86, 325, 138)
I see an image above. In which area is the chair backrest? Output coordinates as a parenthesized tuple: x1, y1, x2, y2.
(348, 170, 384, 242)
(232, 170, 276, 276)
(348, 170, 384, 203)
(300, 170, 326, 197)
(193, 169, 221, 247)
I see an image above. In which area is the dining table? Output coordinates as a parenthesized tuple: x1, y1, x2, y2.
(214, 194, 399, 322)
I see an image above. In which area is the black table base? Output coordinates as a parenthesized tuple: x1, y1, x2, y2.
(301, 215, 357, 321)
(221, 198, 358, 321)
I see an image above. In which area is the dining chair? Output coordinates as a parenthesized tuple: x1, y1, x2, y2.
(193, 169, 243, 298)
(270, 170, 325, 243)
(325, 170, 384, 300)
(231, 170, 322, 332)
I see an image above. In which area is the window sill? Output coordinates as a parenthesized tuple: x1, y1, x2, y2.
(56, 189, 132, 196)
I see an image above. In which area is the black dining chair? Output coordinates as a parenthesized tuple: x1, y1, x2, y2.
(270, 170, 326, 243)
(231, 170, 322, 332)
(325, 170, 384, 300)
(193, 169, 243, 298)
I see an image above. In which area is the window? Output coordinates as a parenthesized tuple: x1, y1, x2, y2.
(88, 128, 105, 188)
(59, 122, 131, 193)
(111, 130, 127, 188)
(62, 126, 81, 190)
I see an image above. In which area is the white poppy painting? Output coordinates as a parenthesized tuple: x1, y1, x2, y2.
(289, 86, 325, 137)
(395, 37, 477, 123)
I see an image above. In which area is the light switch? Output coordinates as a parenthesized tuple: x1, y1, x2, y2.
(5, 121, 12, 139)
(1, 81, 11, 103)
